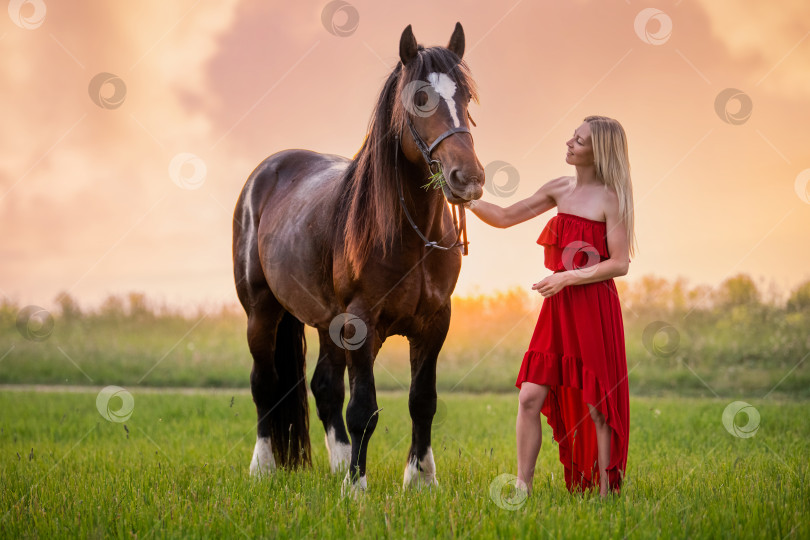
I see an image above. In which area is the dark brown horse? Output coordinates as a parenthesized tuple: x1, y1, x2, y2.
(233, 23, 484, 494)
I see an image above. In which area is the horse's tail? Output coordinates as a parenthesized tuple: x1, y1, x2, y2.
(269, 311, 311, 468)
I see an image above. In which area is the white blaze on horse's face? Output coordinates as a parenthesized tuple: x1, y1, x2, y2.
(427, 72, 460, 128)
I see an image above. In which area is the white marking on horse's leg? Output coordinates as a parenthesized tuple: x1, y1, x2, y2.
(402, 446, 438, 489)
(341, 471, 368, 499)
(249, 436, 275, 477)
(403, 457, 418, 487)
(325, 427, 351, 474)
(427, 72, 460, 128)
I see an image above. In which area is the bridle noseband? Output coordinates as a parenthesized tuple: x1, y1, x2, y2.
(396, 117, 471, 254)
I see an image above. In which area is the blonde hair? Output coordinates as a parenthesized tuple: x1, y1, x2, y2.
(584, 115, 638, 259)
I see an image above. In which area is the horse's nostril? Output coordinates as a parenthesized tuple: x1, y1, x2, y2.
(448, 169, 483, 187)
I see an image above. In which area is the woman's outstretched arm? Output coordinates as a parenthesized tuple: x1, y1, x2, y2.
(467, 177, 563, 228)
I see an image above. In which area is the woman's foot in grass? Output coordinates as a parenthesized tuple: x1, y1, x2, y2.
(515, 478, 530, 497)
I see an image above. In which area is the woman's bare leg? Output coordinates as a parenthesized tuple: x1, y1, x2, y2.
(587, 403, 612, 497)
(516, 382, 550, 495)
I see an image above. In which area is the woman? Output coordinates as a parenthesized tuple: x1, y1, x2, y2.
(466, 115, 636, 497)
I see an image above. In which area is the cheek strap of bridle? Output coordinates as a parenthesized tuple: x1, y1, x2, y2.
(398, 120, 471, 255)
(406, 120, 471, 169)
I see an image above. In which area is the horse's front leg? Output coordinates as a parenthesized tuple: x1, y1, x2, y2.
(403, 304, 450, 490)
(311, 329, 351, 474)
(340, 311, 379, 497)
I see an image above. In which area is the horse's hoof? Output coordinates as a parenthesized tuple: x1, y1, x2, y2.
(402, 447, 438, 490)
(341, 472, 367, 499)
(325, 429, 351, 474)
(249, 436, 276, 477)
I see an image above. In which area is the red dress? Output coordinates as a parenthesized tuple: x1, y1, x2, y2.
(515, 212, 630, 494)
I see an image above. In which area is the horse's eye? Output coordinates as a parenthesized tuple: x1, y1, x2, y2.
(414, 90, 429, 107)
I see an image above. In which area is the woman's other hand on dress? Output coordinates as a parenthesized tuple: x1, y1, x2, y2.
(532, 273, 569, 297)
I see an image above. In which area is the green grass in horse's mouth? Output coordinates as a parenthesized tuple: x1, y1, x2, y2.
(421, 166, 447, 191)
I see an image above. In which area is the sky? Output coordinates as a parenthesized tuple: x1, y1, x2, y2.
(2, 0, 809, 310)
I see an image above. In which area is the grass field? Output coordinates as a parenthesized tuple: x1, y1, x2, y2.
(1, 390, 807, 539)
(2, 282, 809, 398)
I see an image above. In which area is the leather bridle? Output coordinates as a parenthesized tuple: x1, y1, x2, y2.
(396, 117, 471, 255)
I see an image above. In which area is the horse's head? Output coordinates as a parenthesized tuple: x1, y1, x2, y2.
(395, 23, 485, 204)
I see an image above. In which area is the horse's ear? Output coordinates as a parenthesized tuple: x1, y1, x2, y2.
(399, 24, 418, 65)
(447, 22, 465, 59)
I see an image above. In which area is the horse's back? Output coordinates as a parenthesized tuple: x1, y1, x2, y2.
(233, 149, 348, 315)
(239, 149, 347, 206)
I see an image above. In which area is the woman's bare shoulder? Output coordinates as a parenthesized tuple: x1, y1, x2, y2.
(601, 184, 620, 216)
(544, 176, 574, 199)
(550, 175, 574, 187)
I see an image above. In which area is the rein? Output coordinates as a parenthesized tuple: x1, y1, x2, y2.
(395, 119, 470, 255)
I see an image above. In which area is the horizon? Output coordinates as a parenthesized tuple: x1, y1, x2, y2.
(2, 271, 802, 317)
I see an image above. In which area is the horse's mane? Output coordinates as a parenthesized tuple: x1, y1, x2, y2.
(332, 45, 478, 275)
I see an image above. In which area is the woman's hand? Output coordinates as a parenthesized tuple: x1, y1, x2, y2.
(531, 273, 569, 297)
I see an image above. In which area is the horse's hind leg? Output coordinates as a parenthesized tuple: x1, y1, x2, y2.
(311, 329, 351, 473)
(242, 284, 311, 476)
(403, 304, 450, 489)
(245, 289, 285, 476)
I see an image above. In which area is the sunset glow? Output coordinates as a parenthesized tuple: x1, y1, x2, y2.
(2, 0, 809, 309)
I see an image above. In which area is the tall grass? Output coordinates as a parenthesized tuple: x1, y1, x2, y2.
(1, 274, 808, 397)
